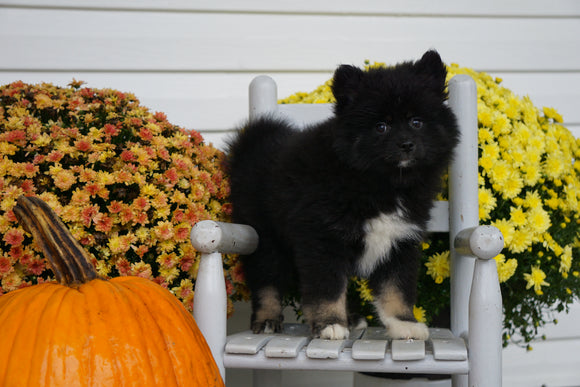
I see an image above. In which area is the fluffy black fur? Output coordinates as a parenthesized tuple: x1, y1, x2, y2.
(226, 50, 459, 339)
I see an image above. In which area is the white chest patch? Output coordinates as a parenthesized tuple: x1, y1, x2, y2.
(357, 212, 422, 277)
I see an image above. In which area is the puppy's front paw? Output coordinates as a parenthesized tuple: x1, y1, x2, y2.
(386, 318, 429, 340)
(317, 323, 350, 340)
(251, 319, 282, 334)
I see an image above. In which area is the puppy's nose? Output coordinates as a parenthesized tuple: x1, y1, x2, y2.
(400, 141, 416, 154)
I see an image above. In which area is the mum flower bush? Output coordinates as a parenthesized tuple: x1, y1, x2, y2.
(0, 80, 247, 315)
(281, 63, 580, 346)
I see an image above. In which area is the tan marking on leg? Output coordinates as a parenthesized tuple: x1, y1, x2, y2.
(254, 286, 282, 323)
(303, 292, 349, 339)
(372, 283, 410, 321)
(373, 283, 429, 340)
(302, 291, 348, 324)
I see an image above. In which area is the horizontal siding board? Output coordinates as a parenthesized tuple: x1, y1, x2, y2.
(1, 9, 580, 72)
(2, 72, 578, 134)
(503, 338, 580, 386)
(1, 0, 580, 17)
(533, 300, 580, 340)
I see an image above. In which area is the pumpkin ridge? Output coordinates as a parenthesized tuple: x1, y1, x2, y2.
(115, 279, 194, 382)
(33, 286, 77, 386)
(105, 279, 175, 386)
(117, 278, 222, 385)
(0, 285, 47, 385)
(109, 279, 181, 386)
(0, 284, 64, 386)
(75, 279, 122, 386)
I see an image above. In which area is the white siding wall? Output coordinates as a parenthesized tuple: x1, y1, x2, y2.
(1, 1, 579, 386)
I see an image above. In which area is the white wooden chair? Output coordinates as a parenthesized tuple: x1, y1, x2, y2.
(190, 74, 505, 387)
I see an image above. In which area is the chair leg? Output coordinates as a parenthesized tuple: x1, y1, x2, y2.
(253, 369, 282, 387)
(451, 374, 467, 387)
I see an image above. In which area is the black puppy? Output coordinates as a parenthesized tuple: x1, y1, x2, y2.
(226, 50, 459, 340)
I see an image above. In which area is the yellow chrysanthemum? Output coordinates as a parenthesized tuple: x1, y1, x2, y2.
(524, 266, 550, 295)
(501, 172, 524, 199)
(527, 207, 551, 236)
(491, 218, 515, 246)
(509, 228, 534, 254)
(413, 305, 427, 324)
(489, 159, 511, 185)
(543, 107, 564, 123)
(543, 153, 566, 179)
(509, 206, 527, 227)
(494, 254, 518, 283)
(352, 277, 374, 302)
(559, 245, 573, 277)
(479, 187, 497, 221)
(523, 191, 543, 209)
(425, 251, 450, 284)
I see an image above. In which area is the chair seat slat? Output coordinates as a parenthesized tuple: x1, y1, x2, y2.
(432, 338, 468, 361)
(391, 339, 426, 361)
(224, 325, 468, 370)
(351, 339, 388, 360)
(264, 336, 309, 358)
(306, 339, 347, 359)
(225, 333, 274, 355)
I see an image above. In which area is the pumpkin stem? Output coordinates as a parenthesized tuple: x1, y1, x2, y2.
(13, 195, 100, 286)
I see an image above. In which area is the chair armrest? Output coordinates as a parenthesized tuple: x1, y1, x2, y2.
(190, 220, 258, 381)
(190, 220, 259, 254)
(455, 225, 504, 386)
(454, 225, 504, 260)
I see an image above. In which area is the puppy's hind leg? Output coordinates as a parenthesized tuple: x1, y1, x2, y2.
(251, 286, 284, 334)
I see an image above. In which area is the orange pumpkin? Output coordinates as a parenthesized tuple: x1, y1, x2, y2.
(0, 196, 224, 386)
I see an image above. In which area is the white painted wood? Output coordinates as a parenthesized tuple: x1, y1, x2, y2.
(391, 340, 426, 361)
(354, 373, 452, 387)
(2, 0, 579, 17)
(503, 339, 580, 387)
(362, 326, 390, 340)
(429, 328, 455, 340)
(431, 338, 468, 361)
(351, 339, 388, 360)
(224, 349, 469, 374)
(226, 333, 274, 355)
(190, 220, 259, 255)
(427, 201, 449, 233)
(278, 104, 335, 128)
(253, 370, 282, 387)
(1, 9, 579, 72)
(264, 336, 309, 358)
(447, 75, 479, 387)
(454, 225, 504, 260)
(1, 72, 578, 134)
(447, 75, 479, 342)
(223, 325, 471, 375)
(249, 75, 278, 120)
(193, 251, 227, 381)
(306, 339, 347, 359)
(469, 256, 503, 387)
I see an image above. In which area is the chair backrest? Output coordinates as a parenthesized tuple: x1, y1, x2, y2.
(248, 74, 479, 338)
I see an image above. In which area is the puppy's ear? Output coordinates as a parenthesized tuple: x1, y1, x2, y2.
(414, 50, 447, 93)
(332, 65, 364, 114)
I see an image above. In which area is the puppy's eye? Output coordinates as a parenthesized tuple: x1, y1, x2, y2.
(409, 117, 423, 129)
(375, 122, 389, 134)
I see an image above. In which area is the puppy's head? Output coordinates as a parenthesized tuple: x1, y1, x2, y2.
(331, 50, 459, 177)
